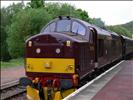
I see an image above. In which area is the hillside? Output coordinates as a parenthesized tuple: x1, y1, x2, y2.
(121, 21, 133, 33)
(107, 21, 133, 38)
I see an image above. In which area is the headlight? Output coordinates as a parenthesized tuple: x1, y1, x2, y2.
(56, 48, 61, 54)
(36, 48, 41, 54)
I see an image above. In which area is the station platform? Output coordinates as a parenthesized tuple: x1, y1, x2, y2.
(64, 60, 133, 100)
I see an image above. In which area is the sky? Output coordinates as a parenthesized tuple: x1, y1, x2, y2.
(1, 1, 133, 25)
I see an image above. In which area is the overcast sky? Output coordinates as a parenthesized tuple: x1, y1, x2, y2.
(1, 1, 133, 25)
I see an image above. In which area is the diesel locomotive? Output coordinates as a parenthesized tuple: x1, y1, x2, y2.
(20, 16, 133, 100)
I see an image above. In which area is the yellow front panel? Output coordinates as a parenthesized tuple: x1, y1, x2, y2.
(26, 58, 75, 73)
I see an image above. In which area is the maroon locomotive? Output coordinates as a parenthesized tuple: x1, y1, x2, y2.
(20, 16, 133, 100)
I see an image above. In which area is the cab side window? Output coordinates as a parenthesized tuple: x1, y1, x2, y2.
(44, 22, 56, 32)
(72, 22, 78, 34)
(49, 22, 56, 32)
(57, 20, 71, 32)
(72, 21, 86, 35)
(44, 26, 50, 32)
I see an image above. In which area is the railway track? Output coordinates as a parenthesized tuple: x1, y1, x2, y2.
(0, 80, 26, 100)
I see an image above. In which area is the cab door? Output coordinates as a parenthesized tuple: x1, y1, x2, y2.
(89, 27, 98, 70)
(79, 27, 98, 79)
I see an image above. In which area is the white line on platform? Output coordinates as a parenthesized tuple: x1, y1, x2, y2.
(63, 60, 124, 100)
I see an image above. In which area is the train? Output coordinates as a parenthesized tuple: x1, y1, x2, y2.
(20, 16, 133, 100)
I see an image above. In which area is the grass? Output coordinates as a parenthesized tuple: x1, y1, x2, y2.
(1, 58, 24, 69)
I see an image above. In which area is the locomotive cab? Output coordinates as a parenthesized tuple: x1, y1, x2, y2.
(25, 17, 92, 80)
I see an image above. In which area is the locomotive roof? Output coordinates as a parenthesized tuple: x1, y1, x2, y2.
(51, 17, 111, 37)
(121, 35, 133, 41)
(72, 18, 128, 40)
(42, 17, 133, 40)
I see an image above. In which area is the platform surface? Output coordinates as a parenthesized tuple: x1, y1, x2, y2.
(92, 61, 133, 100)
(65, 60, 133, 100)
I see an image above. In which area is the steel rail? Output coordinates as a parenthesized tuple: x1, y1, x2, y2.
(0, 80, 26, 100)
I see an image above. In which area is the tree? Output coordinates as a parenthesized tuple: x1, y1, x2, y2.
(1, 3, 24, 61)
(45, 3, 91, 23)
(45, 3, 60, 18)
(76, 9, 91, 22)
(1, 8, 11, 61)
(59, 3, 77, 17)
(91, 18, 106, 29)
(28, 0, 44, 8)
(6, 8, 52, 58)
(107, 26, 131, 37)
(45, 3, 77, 18)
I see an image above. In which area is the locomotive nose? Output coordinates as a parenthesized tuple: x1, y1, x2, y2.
(26, 33, 73, 58)
(26, 34, 63, 57)
(25, 33, 75, 75)
(31, 34, 63, 45)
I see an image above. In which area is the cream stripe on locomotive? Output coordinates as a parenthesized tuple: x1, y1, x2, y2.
(26, 58, 75, 73)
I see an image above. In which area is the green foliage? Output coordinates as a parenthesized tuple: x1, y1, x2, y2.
(1, 8, 9, 61)
(91, 18, 106, 29)
(107, 21, 133, 38)
(6, 8, 52, 58)
(45, 3, 91, 22)
(44, 3, 60, 18)
(28, 0, 44, 8)
(1, 58, 24, 69)
(6, 3, 23, 17)
(107, 25, 131, 37)
(121, 21, 133, 37)
(45, 3, 76, 18)
(121, 21, 133, 33)
(1, 9, 11, 61)
(1, 3, 24, 61)
(76, 9, 91, 22)
(59, 3, 76, 17)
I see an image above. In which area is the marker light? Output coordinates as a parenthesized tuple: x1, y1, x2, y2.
(66, 40, 71, 47)
(28, 41, 32, 47)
